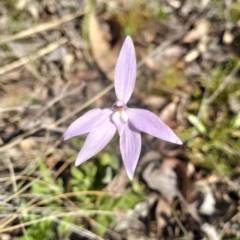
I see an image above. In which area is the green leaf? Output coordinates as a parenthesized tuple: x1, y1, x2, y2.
(71, 167, 84, 181)
(187, 114, 207, 134)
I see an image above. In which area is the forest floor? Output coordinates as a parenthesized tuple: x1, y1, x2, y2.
(0, 0, 240, 239)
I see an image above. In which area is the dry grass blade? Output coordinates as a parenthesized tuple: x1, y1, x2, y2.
(0, 190, 121, 230)
(52, 218, 105, 240)
(4, 157, 28, 237)
(0, 105, 40, 113)
(0, 210, 115, 234)
(0, 10, 85, 45)
(0, 38, 68, 77)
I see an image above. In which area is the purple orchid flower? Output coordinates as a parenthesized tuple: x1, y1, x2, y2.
(64, 36, 182, 180)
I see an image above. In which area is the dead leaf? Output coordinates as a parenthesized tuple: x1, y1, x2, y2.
(161, 158, 189, 199)
(184, 49, 200, 62)
(89, 10, 122, 81)
(63, 53, 74, 72)
(194, 180, 216, 216)
(142, 157, 188, 199)
(114, 193, 158, 235)
(223, 30, 234, 45)
(145, 44, 184, 69)
(104, 168, 127, 193)
(228, 93, 240, 113)
(159, 96, 179, 122)
(183, 19, 210, 43)
(20, 138, 37, 151)
(201, 223, 220, 240)
(20, 138, 37, 158)
(197, 35, 209, 53)
(199, 191, 216, 216)
(143, 95, 167, 109)
(142, 156, 201, 223)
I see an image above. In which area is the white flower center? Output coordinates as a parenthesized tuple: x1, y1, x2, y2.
(120, 111, 128, 123)
(111, 101, 128, 124)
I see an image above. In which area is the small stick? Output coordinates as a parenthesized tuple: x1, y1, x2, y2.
(0, 10, 85, 45)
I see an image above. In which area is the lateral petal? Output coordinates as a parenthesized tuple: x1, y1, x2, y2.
(114, 36, 136, 104)
(64, 108, 113, 140)
(120, 122, 141, 180)
(75, 120, 116, 166)
(111, 111, 126, 136)
(128, 108, 182, 145)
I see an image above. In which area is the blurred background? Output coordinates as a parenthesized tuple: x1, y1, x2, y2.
(0, 0, 240, 239)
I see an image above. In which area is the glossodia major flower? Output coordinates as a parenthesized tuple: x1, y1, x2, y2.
(64, 36, 182, 180)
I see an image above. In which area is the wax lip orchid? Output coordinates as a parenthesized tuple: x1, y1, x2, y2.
(64, 36, 182, 180)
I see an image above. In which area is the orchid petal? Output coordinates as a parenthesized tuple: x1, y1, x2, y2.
(64, 108, 112, 140)
(120, 122, 141, 180)
(111, 111, 127, 136)
(114, 36, 136, 104)
(128, 108, 182, 145)
(75, 120, 116, 166)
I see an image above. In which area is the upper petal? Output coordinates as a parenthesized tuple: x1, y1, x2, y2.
(120, 122, 141, 180)
(114, 36, 136, 104)
(128, 108, 182, 145)
(75, 120, 116, 166)
(64, 108, 113, 140)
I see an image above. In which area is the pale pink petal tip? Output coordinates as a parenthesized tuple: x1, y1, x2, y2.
(114, 36, 137, 104)
(128, 108, 182, 145)
(75, 120, 116, 166)
(120, 122, 141, 180)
